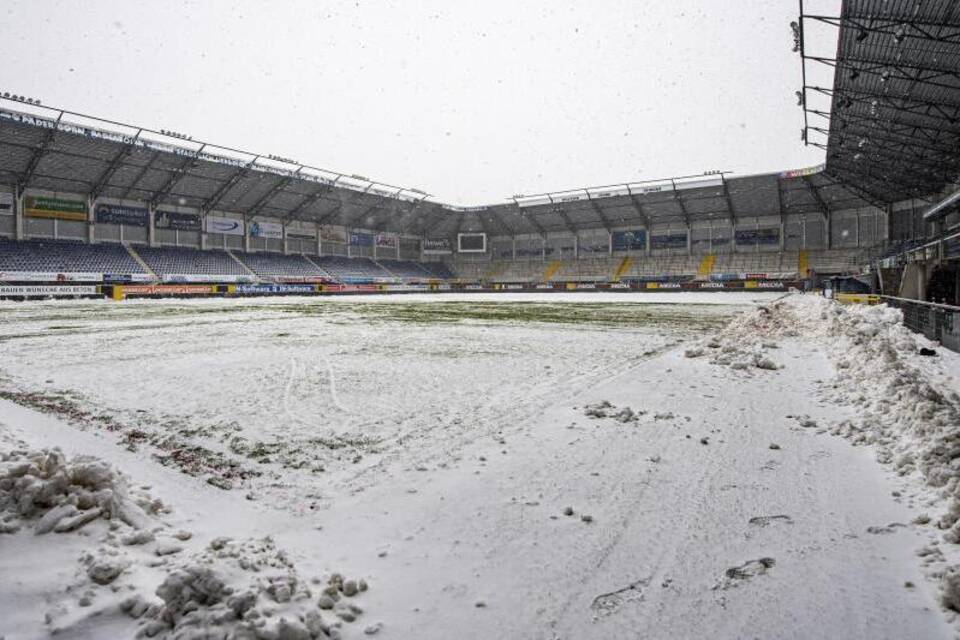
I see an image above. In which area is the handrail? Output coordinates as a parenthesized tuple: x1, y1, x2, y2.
(880, 295, 960, 313)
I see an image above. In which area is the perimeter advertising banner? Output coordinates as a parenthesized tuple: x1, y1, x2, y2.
(250, 221, 283, 239)
(611, 229, 646, 251)
(155, 210, 201, 232)
(0, 271, 103, 282)
(121, 284, 216, 295)
(0, 285, 98, 296)
(95, 203, 148, 227)
(235, 284, 317, 294)
(205, 215, 244, 236)
(25, 196, 87, 221)
(422, 238, 452, 255)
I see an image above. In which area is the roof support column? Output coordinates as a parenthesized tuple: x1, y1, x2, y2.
(14, 185, 24, 241)
(646, 227, 651, 256)
(779, 217, 785, 251)
(608, 231, 613, 257)
(686, 222, 692, 256)
(148, 205, 156, 247)
(87, 195, 96, 244)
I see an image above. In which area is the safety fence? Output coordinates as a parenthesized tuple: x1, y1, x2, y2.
(881, 296, 960, 353)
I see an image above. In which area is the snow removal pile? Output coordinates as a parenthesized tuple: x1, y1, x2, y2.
(0, 440, 378, 639)
(688, 293, 960, 606)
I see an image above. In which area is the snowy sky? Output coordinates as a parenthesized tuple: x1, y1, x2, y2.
(2, 0, 840, 205)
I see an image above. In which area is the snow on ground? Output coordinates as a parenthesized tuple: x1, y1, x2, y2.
(2, 291, 960, 639)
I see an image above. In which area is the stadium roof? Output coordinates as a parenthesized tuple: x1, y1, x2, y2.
(0, 88, 877, 239)
(800, 0, 960, 203)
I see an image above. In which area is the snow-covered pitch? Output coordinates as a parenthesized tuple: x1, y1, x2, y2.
(3, 291, 960, 640)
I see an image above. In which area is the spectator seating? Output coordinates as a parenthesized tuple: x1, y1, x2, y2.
(0, 238, 146, 275)
(136, 246, 247, 277)
(315, 256, 393, 281)
(377, 259, 433, 279)
(236, 252, 331, 279)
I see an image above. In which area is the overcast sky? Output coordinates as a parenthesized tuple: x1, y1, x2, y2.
(2, 0, 840, 205)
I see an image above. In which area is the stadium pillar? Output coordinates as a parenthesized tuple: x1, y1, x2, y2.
(645, 228, 651, 255)
(778, 219, 785, 251)
(824, 212, 832, 249)
(147, 206, 156, 247)
(14, 185, 24, 241)
(316, 224, 322, 256)
(686, 224, 692, 255)
(87, 195, 96, 244)
(608, 232, 612, 257)
(282, 224, 289, 255)
(511, 236, 516, 260)
(574, 234, 579, 259)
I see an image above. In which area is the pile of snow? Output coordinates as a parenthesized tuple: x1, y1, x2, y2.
(0, 446, 164, 535)
(1, 441, 379, 639)
(687, 294, 960, 609)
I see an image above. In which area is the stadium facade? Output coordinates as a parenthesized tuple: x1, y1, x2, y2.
(0, 0, 958, 302)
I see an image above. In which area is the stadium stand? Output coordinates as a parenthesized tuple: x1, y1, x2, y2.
(0, 238, 146, 275)
(421, 262, 456, 279)
(236, 252, 331, 279)
(135, 246, 248, 278)
(315, 256, 394, 281)
(376, 259, 433, 279)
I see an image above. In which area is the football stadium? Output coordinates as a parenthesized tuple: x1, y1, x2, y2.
(2, 1, 960, 639)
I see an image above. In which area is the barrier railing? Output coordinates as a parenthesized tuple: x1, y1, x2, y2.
(881, 296, 960, 353)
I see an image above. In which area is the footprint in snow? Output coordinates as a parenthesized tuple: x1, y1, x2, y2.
(748, 515, 793, 527)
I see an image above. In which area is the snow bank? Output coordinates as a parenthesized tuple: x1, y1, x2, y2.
(0, 439, 378, 639)
(1, 446, 163, 535)
(688, 293, 960, 609)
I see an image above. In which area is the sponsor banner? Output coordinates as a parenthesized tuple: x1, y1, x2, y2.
(577, 283, 597, 289)
(338, 284, 380, 293)
(276, 276, 333, 284)
(121, 285, 215, 295)
(286, 230, 317, 241)
(161, 274, 254, 284)
(646, 281, 682, 289)
(0, 192, 12, 214)
(650, 233, 687, 250)
(235, 284, 317, 294)
(205, 215, 244, 236)
(699, 281, 725, 289)
(465, 284, 485, 290)
(155, 210, 202, 232)
(25, 196, 87, 221)
(375, 233, 397, 248)
(0, 285, 98, 296)
(735, 228, 779, 245)
(779, 164, 825, 179)
(423, 238, 452, 255)
(349, 232, 374, 247)
(320, 226, 347, 243)
(0, 271, 103, 282)
(609, 282, 631, 289)
(95, 203, 148, 227)
(384, 284, 429, 292)
(611, 229, 647, 251)
(250, 221, 283, 239)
